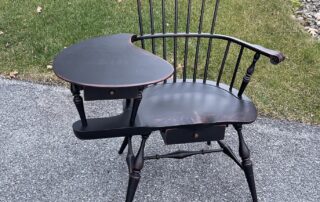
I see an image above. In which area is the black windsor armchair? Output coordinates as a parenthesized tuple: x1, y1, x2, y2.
(54, 0, 285, 202)
(120, 1, 284, 201)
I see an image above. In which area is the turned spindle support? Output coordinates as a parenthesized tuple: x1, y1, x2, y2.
(119, 91, 143, 155)
(234, 124, 258, 202)
(125, 134, 149, 202)
(238, 53, 260, 98)
(70, 84, 87, 127)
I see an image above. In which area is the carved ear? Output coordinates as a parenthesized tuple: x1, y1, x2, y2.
(270, 53, 285, 65)
(252, 44, 285, 65)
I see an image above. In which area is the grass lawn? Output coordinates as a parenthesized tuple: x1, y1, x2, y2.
(0, 0, 319, 124)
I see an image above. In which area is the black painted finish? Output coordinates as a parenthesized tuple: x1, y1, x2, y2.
(72, 109, 151, 140)
(52, 0, 287, 201)
(238, 53, 261, 97)
(70, 84, 87, 127)
(72, 80, 256, 140)
(135, 33, 285, 66)
(53, 34, 173, 88)
(126, 135, 149, 202)
(136, 82, 257, 128)
(234, 124, 258, 202)
(118, 136, 129, 154)
(84, 86, 140, 101)
(218, 140, 243, 169)
(144, 148, 223, 160)
(161, 124, 225, 145)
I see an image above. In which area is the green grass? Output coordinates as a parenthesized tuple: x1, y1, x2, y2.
(0, 0, 319, 124)
(290, 0, 302, 10)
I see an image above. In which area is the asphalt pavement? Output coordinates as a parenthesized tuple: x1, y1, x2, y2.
(0, 78, 319, 202)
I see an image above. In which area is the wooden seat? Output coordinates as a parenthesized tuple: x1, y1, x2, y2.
(137, 82, 257, 128)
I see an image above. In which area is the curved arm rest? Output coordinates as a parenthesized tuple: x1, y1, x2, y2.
(134, 33, 285, 65)
(251, 44, 285, 65)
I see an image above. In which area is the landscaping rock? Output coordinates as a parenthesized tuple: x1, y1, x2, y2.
(295, 0, 320, 39)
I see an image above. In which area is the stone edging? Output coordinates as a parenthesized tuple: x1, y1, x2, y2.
(294, 0, 320, 40)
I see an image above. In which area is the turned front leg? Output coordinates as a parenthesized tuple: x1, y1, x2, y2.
(70, 84, 87, 127)
(126, 135, 149, 202)
(234, 124, 258, 202)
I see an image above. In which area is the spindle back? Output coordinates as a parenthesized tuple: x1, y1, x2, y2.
(133, 0, 265, 96)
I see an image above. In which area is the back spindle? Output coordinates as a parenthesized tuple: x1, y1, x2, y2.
(162, 0, 168, 83)
(161, 0, 167, 60)
(229, 46, 244, 91)
(173, 0, 178, 82)
(149, 0, 156, 54)
(193, 0, 206, 82)
(210, 0, 220, 34)
(217, 41, 231, 86)
(137, 0, 145, 49)
(203, 0, 220, 83)
(183, 0, 192, 82)
(238, 53, 261, 97)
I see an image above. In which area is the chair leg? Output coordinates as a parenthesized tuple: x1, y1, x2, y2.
(119, 137, 129, 154)
(125, 135, 149, 202)
(234, 124, 258, 202)
(126, 171, 141, 202)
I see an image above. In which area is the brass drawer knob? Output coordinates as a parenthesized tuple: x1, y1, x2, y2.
(109, 90, 115, 95)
